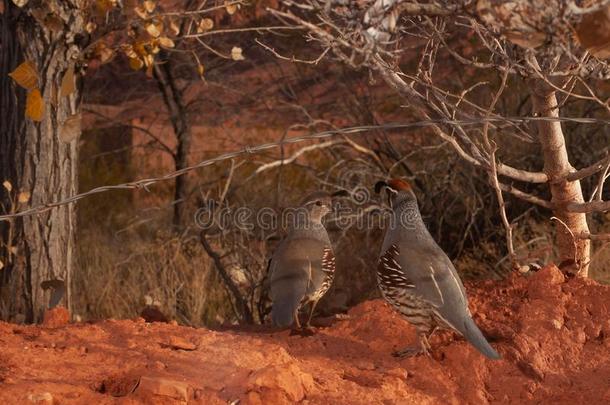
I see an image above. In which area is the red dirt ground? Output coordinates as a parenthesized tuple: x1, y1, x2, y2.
(1, 265, 609, 404)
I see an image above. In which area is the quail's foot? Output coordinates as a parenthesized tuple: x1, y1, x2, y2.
(392, 346, 430, 358)
(289, 326, 317, 337)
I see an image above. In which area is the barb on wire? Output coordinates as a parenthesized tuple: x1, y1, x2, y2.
(1, 116, 609, 222)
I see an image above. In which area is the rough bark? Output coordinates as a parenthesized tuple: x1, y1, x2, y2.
(153, 58, 191, 229)
(0, 2, 83, 322)
(530, 82, 591, 276)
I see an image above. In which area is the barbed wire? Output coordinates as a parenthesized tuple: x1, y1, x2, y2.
(1, 115, 609, 222)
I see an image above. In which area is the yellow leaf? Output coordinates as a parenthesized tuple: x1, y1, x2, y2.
(143, 53, 154, 67)
(146, 23, 161, 38)
(9, 60, 38, 90)
(129, 57, 144, 70)
(86, 21, 97, 33)
(134, 6, 148, 19)
(197, 18, 214, 33)
(96, 43, 114, 64)
(59, 113, 81, 143)
(226, 2, 237, 15)
(2, 180, 12, 192)
(231, 46, 244, 61)
(26, 89, 44, 122)
(18, 191, 31, 203)
(577, 6, 610, 59)
(60, 65, 75, 97)
(168, 18, 180, 36)
(12, 0, 29, 7)
(197, 64, 205, 78)
(158, 37, 174, 48)
(133, 41, 147, 57)
(96, 0, 116, 14)
(121, 43, 138, 59)
(143, 0, 156, 13)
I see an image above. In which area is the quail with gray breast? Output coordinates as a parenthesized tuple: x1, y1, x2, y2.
(269, 190, 345, 333)
(374, 178, 500, 359)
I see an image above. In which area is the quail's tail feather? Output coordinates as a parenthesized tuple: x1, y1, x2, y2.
(458, 316, 501, 360)
(271, 288, 303, 328)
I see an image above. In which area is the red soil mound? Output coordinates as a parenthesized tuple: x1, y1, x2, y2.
(0, 265, 609, 404)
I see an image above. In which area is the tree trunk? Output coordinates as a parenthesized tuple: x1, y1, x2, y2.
(0, 2, 82, 322)
(530, 83, 591, 276)
(153, 58, 191, 229)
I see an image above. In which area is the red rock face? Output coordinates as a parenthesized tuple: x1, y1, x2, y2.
(0, 265, 609, 404)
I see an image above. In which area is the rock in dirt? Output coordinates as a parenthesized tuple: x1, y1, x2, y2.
(27, 392, 53, 404)
(247, 363, 314, 402)
(97, 374, 140, 397)
(137, 376, 190, 401)
(163, 335, 197, 351)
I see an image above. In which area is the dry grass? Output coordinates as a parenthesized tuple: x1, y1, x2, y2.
(72, 228, 234, 326)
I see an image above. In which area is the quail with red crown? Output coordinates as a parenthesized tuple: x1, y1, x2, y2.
(374, 178, 500, 359)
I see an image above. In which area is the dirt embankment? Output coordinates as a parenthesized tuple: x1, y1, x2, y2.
(1, 265, 609, 404)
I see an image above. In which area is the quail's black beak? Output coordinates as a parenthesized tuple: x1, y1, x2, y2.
(374, 181, 388, 194)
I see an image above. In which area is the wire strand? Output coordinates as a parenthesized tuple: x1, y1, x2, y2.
(1, 116, 609, 222)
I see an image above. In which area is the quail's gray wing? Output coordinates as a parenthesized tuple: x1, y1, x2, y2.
(396, 243, 500, 359)
(269, 237, 327, 327)
(396, 243, 468, 314)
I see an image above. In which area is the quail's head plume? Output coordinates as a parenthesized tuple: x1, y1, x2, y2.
(374, 178, 500, 359)
(299, 191, 334, 223)
(268, 190, 345, 333)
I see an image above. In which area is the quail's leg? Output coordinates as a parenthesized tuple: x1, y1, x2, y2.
(293, 307, 301, 329)
(305, 300, 319, 327)
(392, 329, 434, 358)
(289, 307, 315, 336)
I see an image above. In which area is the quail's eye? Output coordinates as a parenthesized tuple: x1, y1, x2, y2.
(315, 201, 322, 206)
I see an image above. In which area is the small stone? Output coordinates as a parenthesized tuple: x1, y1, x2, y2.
(28, 392, 53, 404)
(385, 367, 408, 379)
(137, 376, 190, 401)
(165, 335, 197, 351)
(575, 329, 587, 344)
(552, 319, 563, 330)
(149, 360, 166, 371)
(354, 360, 375, 370)
(248, 363, 314, 402)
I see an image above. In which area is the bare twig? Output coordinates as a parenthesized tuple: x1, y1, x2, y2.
(200, 232, 254, 324)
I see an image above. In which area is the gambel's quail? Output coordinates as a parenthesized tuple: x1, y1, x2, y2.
(374, 178, 500, 359)
(269, 190, 346, 332)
